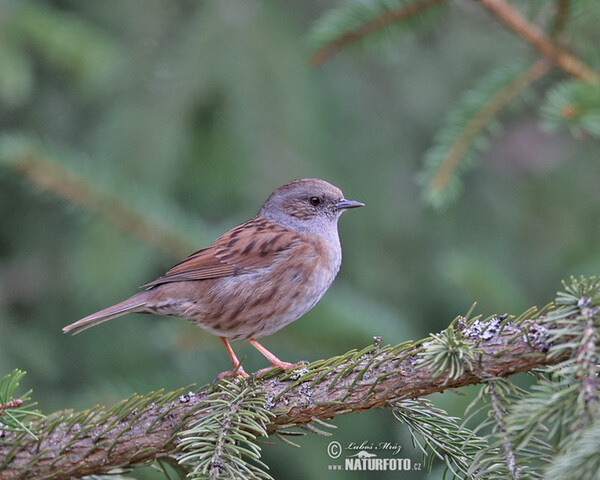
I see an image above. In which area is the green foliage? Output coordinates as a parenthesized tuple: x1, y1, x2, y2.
(467, 379, 552, 479)
(0, 370, 43, 440)
(505, 374, 579, 450)
(5, 1, 122, 92)
(544, 409, 600, 480)
(311, 0, 600, 207)
(392, 277, 600, 478)
(418, 62, 533, 208)
(0, 133, 215, 257)
(310, 0, 447, 52)
(0, 39, 32, 106)
(555, 275, 600, 308)
(463, 277, 600, 479)
(566, 1, 600, 69)
(418, 325, 475, 380)
(177, 380, 274, 480)
(541, 81, 600, 139)
(536, 276, 600, 424)
(547, 275, 600, 360)
(392, 398, 487, 478)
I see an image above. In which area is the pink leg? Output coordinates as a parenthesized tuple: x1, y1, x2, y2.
(217, 337, 249, 380)
(248, 338, 306, 374)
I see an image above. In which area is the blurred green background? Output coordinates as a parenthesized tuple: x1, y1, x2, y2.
(1, 1, 599, 479)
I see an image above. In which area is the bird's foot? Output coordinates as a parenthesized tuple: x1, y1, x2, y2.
(254, 360, 308, 377)
(214, 365, 249, 383)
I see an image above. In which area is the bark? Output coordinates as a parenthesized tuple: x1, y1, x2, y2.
(0, 318, 558, 479)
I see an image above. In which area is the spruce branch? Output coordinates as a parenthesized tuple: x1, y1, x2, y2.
(421, 60, 549, 207)
(575, 304, 598, 426)
(467, 377, 554, 479)
(309, 0, 447, 66)
(177, 381, 274, 480)
(474, 0, 599, 84)
(487, 380, 520, 480)
(552, 0, 570, 39)
(540, 80, 600, 139)
(544, 276, 600, 429)
(543, 407, 600, 480)
(465, 276, 600, 478)
(0, 303, 567, 479)
(0, 370, 44, 441)
(309, 0, 599, 86)
(417, 325, 476, 381)
(0, 135, 197, 259)
(392, 398, 488, 477)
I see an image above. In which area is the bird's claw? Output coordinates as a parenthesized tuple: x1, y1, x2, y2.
(213, 366, 249, 386)
(254, 360, 308, 378)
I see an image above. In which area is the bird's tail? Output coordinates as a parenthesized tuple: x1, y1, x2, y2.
(63, 292, 149, 335)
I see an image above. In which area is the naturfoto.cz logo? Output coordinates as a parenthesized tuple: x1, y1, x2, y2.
(326, 440, 422, 472)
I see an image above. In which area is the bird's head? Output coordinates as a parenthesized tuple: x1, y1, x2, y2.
(260, 178, 364, 234)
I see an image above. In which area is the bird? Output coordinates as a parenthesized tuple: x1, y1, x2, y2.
(63, 178, 364, 379)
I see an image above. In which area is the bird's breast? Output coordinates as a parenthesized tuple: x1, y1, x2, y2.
(152, 230, 343, 340)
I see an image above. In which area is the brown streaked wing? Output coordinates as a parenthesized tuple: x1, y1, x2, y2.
(141, 246, 236, 287)
(142, 217, 298, 288)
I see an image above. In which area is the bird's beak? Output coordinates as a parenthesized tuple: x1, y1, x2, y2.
(335, 199, 365, 210)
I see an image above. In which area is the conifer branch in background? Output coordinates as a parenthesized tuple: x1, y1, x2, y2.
(475, 0, 598, 84)
(0, 135, 196, 259)
(311, 0, 598, 84)
(552, 0, 570, 39)
(310, 0, 600, 207)
(309, 0, 446, 66)
(540, 80, 600, 139)
(423, 60, 550, 206)
(429, 60, 549, 202)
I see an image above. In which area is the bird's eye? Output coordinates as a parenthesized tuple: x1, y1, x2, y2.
(309, 196, 321, 206)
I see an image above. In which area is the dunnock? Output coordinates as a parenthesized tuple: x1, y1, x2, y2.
(63, 178, 363, 378)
